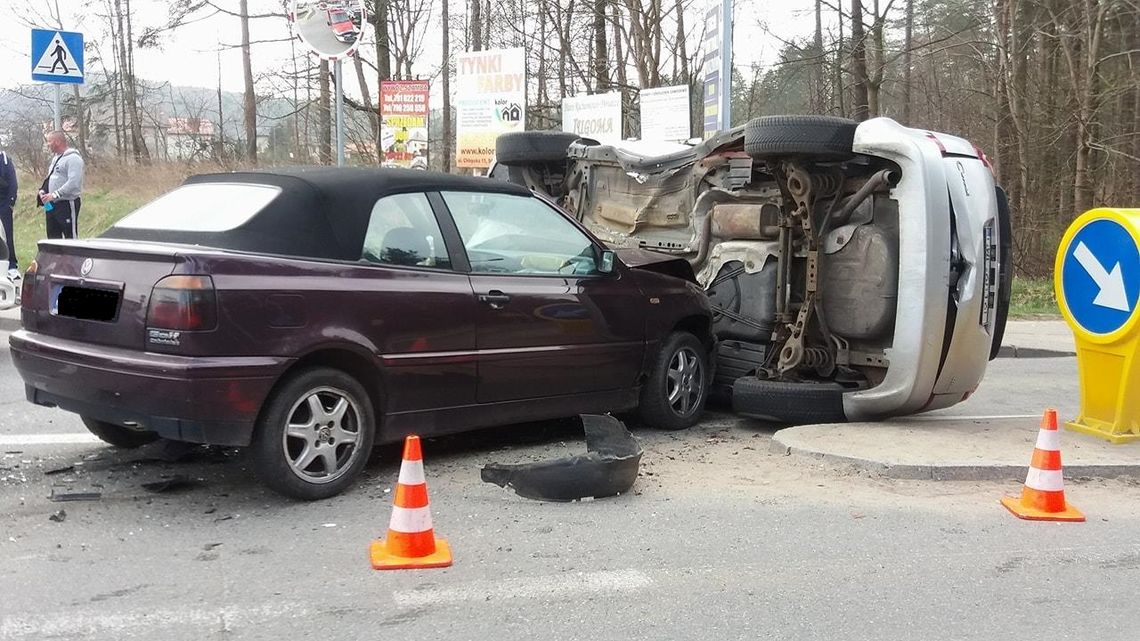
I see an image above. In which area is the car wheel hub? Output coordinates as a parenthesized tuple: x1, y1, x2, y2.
(666, 347, 704, 416)
(282, 387, 362, 485)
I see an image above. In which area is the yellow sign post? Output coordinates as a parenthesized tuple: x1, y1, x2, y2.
(1054, 208, 1140, 443)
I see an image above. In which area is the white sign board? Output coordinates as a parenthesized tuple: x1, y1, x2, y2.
(456, 47, 527, 168)
(561, 92, 622, 143)
(640, 86, 690, 142)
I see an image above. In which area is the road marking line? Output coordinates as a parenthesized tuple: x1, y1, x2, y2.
(0, 433, 100, 446)
(392, 569, 653, 608)
(904, 414, 1040, 422)
(0, 602, 311, 638)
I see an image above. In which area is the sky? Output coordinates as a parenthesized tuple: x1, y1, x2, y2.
(0, 0, 818, 100)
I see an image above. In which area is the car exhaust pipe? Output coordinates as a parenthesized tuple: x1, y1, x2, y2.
(829, 169, 899, 229)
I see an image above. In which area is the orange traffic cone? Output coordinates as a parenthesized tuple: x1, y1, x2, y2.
(370, 435, 453, 570)
(1001, 409, 1084, 522)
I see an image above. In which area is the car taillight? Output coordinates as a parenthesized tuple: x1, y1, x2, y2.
(925, 132, 947, 156)
(20, 260, 37, 307)
(973, 144, 992, 169)
(146, 275, 217, 331)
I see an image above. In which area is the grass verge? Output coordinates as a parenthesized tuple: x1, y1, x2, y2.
(1009, 277, 1059, 318)
(8, 164, 190, 270)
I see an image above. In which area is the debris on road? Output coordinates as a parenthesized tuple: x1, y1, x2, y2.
(141, 475, 200, 493)
(49, 491, 102, 502)
(49, 509, 66, 522)
(44, 465, 75, 476)
(480, 414, 643, 502)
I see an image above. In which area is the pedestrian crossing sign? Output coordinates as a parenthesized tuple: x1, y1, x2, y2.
(31, 29, 84, 84)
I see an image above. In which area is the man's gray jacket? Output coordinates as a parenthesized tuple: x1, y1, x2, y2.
(46, 148, 84, 201)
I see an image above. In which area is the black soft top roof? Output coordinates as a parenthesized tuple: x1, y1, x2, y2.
(101, 166, 531, 261)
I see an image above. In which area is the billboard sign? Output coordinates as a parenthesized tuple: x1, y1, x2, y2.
(640, 85, 690, 142)
(456, 47, 526, 169)
(380, 80, 429, 167)
(562, 92, 622, 143)
(702, 0, 732, 138)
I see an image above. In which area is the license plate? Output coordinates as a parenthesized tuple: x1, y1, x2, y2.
(51, 285, 121, 322)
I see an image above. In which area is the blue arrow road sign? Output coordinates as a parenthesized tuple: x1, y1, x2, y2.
(31, 29, 84, 84)
(1060, 218, 1140, 335)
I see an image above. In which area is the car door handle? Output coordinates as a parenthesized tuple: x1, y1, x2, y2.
(478, 291, 512, 308)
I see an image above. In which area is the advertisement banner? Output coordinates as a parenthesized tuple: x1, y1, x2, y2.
(380, 79, 429, 167)
(640, 85, 690, 142)
(702, 0, 732, 138)
(561, 92, 622, 143)
(456, 47, 526, 169)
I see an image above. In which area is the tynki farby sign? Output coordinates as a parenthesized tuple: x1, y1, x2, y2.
(456, 48, 526, 169)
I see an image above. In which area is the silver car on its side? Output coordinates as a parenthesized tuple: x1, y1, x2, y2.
(490, 115, 1013, 424)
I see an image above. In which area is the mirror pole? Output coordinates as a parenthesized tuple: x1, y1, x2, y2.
(335, 58, 345, 166)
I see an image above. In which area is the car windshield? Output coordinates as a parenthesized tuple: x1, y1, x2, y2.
(330, 10, 350, 23)
(114, 182, 281, 232)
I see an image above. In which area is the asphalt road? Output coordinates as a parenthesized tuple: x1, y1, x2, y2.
(2, 330, 1135, 640)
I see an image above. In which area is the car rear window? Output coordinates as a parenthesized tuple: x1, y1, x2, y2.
(114, 183, 281, 232)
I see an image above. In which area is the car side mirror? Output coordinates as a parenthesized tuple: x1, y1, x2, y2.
(597, 249, 616, 275)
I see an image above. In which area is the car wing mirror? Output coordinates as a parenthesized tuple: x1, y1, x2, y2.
(597, 249, 616, 275)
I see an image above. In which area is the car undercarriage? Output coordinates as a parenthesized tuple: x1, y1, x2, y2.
(492, 115, 1012, 423)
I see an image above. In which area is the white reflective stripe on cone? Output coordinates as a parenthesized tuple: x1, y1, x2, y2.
(1025, 468, 1065, 492)
(1035, 428, 1061, 452)
(398, 459, 426, 485)
(388, 505, 434, 533)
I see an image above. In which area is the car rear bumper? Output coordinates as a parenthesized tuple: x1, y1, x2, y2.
(9, 330, 290, 446)
(841, 119, 1000, 420)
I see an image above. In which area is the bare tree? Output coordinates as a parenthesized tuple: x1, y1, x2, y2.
(849, 0, 870, 121)
(240, 0, 257, 163)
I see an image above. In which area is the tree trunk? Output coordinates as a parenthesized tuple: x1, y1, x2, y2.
(71, 85, 88, 160)
(867, 0, 883, 117)
(353, 55, 378, 163)
(442, 0, 452, 172)
(240, 0, 257, 164)
(902, 0, 912, 123)
(470, 0, 482, 50)
(372, 0, 391, 88)
(849, 0, 870, 121)
(811, 0, 825, 113)
(595, 0, 608, 91)
(1132, 8, 1140, 199)
(835, 2, 846, 117)
(116, 0, 149, 163)
(612, 4, 626, 89)
(217, 48, 226, 160)
(318, 59, 332, 164)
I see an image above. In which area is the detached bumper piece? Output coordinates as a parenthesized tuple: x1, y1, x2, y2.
(480, 414, 643, 501)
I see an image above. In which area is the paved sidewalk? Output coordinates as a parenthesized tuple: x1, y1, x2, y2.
(0, 306, 19, 332)
(997, 319, 1075, 357)
(772, 415, 1140, 481)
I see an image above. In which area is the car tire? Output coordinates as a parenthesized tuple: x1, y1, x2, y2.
(495, 131, 580, 165)
(989, 186, 1014, 360)
(638, 332, 709, 431)
(743, 115, 858, 161)
(731, 377, 848, 424)
(251, 367, 376, 500)
(81, 417, 160, 449)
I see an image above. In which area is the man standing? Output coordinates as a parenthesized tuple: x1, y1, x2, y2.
(0, 148, 16, 280)
(38, 130, 84, 240)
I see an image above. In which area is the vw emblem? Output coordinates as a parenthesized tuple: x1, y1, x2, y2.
(80, 258, 94, 276)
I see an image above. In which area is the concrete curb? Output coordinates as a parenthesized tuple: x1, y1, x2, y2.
(769, 429, 1140, 481)
(996, 345, 1076, 359)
